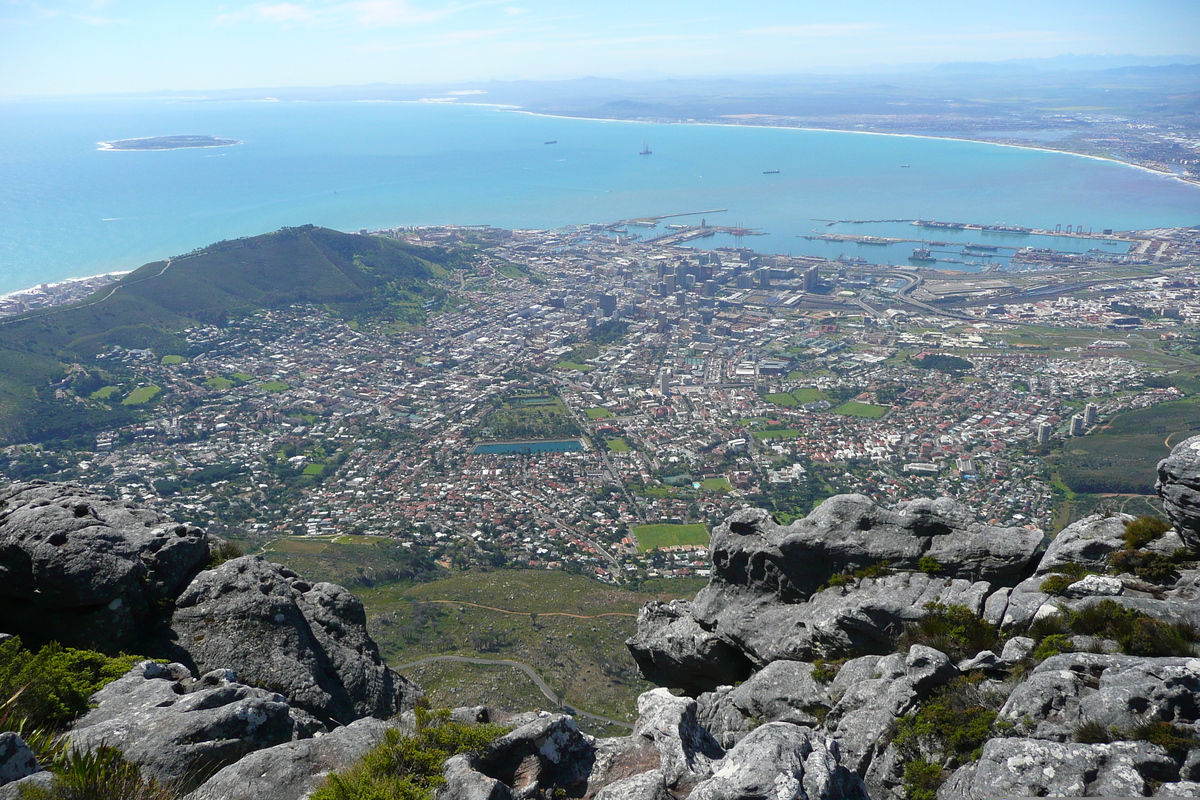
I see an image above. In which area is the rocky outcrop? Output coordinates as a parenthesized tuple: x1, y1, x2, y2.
(625, 600, 754, 694)
(0, 481, 210, 649)
(0, 733, 38, 788)
(1158, 435, 1200, 549)
(166, 555, 420, 726)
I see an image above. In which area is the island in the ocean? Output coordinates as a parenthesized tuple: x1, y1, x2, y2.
(98, 135, 242, 151)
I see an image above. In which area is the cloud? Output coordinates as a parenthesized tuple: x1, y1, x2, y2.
(503, 5, 528, 14)
(215, 0, 458, 27)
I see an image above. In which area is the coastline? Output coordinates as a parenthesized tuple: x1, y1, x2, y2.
(0, 270, 130, 302)
(507, 108, 1199, 189)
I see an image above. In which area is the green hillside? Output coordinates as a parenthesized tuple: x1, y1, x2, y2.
(0, 225, 465, 444)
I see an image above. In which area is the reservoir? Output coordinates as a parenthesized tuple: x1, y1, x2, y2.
(472, 440, 586, 455)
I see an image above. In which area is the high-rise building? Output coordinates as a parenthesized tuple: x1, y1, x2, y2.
(659, 370, 670, 396)
(1037, 422, 1053, 443)
(755, 267, 770, 288)
(1070, 414, 1085, 436)
(1084, 403, 1099, 425)
(598, 294, 617, 317)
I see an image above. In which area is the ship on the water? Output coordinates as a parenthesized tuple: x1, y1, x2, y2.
(763, 169, 780, 174)
(639, 142, 652, 155)
(909, 247, 936, 262)
(544, 140, 557, 145)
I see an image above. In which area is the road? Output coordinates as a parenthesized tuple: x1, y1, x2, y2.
(395, 654, 634, 730)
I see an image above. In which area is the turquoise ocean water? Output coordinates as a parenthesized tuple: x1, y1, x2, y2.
(1, 98, 1198, 295)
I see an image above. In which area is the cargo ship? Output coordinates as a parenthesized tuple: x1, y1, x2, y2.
(763, 169, 780, 174)
(639, 142, 652, 155)
(909, 247, 936, 262)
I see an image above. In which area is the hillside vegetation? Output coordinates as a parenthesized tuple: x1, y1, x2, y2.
(0, 225, 466, 444)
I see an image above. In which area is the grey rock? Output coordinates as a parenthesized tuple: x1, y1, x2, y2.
(626, 600, 753, 694)
(441, 753, 514, 800)
(1000, 636, 1035, 663)
(1064, 574, 1124, 598)
(168, 556, 420, 726)
(906, 645, 957, 691)
(0, 771, 52, 800)
(1158, 435, 1200, 549)
(633, 689, 723, 791)
(957, 651, 1002, 672)
(1159, 781, 1200, 797)
(186, 717, 394, 800)
(1037, 513, 1134, 574)
(697, 661, 831, 747)
(1000, 575, 1051, 630)
(981, 587, 1010, 627)
(593, 770, 669, 800)
(690, 723, 867, 800)
(585, 735, 662, 798)
(69, 662, 296, 792)
(0, 733, 39, 787)
(0, 481, 210, 649)
(472, 714, 594, 799)
(938, 738, 1178, 799)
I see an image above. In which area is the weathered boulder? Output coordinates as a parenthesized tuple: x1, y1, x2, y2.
(633, 689, 724, 793)
(592, 769, 669, 800)
(166, 555, 420, 726)
(701, 498, 1039, 607)
(938, 738, 1179, 799)
(0, 733, 39, 788)
(1000, 653, 1200, 740)
(442, 753, 514, 800)
(69, 661, 297, 792)
(697, 660, 831, 747)
(625, 600, 753, 694)
(1158, 435, 1200, 549)
(0, 771, 52, 800)
(689, 571, 990, 666)
(585, 735, 663, 799)
(440, 714, 594, 800)
(1036, 513, 1134, 574)
(185, 716, 397, 800)
(0, 481, 210, 649)
(689, 723, 868, 800)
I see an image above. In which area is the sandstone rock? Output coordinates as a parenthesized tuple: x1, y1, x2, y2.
(633, 689, 723, 792)
(592, 770, 669, 800)
(167, 556, 420, 726)
(999, 576, 1050, 630)
(1157, 781, 1200, 797)
(0, 481, 210, 649)
(1000, 636, 1035, 663)
(696, 660, 831, 747)
(0, 771, 52, 800)
(585, 736, 662, 798)
(690, 723, 867, 800)
(70, 662, 296, 792)
(0, 733, 39, 788)
(938, 738, 1178, 799)
(625, 600, 753, 694)
(1036, 513, 1134, 574)
(186, 716, 395, 800)
(1158, 435, 1200, 549)
(957, 650, 1001, 672)
(1064, 573, 1124, 598)
(442, 753, 514, 800)
(471, 714, 595, 799)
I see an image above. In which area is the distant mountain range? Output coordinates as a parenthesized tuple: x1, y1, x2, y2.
(0, 225, 463, 444)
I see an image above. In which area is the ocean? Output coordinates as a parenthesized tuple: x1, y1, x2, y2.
(1, 97, 1198, 295)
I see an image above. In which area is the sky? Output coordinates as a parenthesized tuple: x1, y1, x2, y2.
(2, 0, 1198, 97)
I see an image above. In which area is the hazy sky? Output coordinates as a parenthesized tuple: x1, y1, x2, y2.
(2, 0, 1198, 97)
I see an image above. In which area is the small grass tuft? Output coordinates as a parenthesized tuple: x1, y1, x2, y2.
(899, 603, 1002, 662)
(21, 745, 178, 800)
(917, 556, 943, 576)
(1123, 516, 1171, 550)
(1073, 720, 1112, 744)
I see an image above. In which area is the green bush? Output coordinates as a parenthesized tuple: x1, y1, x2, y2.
(1123, 516, 1171, 549)
(893, 675, 1000, 768)
(1026, 600, 1196, 658)
(822, 573, 855, 590)
(312, 708, 509, 800)
(205, 540, 245, 568)
(1032, 634, 1076, 661)
(20, 745, 178, 800)
(1128, 720, 1197, 757)
(902, 758, 944, 800)
(1109, 549, 1179, 584)
(0, 638, 142, 733)
(899, 603, 1002, 661)
(1039, 574, 1077, 596)
(917, 557, 943, 576)
(810, 658, 845, 684)
(853, 561, 893, 581)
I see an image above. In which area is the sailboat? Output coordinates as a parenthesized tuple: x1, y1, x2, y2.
(639, 141, 652, 155)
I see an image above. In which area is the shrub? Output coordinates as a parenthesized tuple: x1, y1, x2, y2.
(1032, 634, 1076, 661)
(822, 573, 855, 590)
(1027, 600, 1196, 658)
(1073, 720, 1112, 744)
(0, 637, 142, 733)
(20, 745, 178, 800)
(1040, 574, 1076, 596)
(853, 561, 892, 581)
(917, 556, 943, 576)
(810, 658, 845, 684)
(893, 675, 1000, 767)
(899, 603, 1002, 662)
(1128, 720, 1197, 757)
(311, 708, 509, 800)
(902, 758, 944, 800)
(1123, 516, 1171, 550)
(205, 540, 245, 568)
(1109, 549, 1178, 584)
